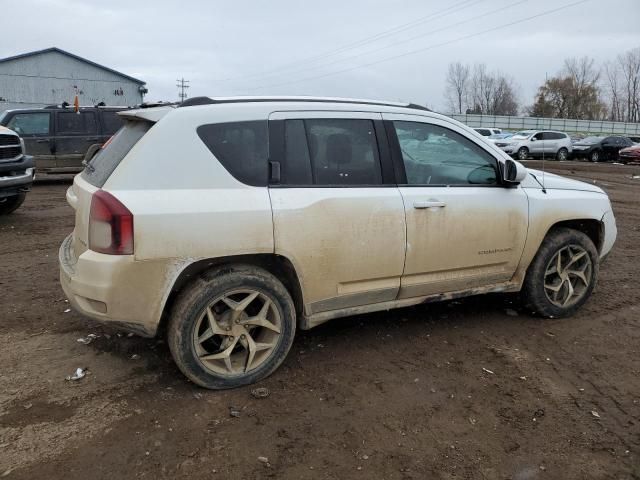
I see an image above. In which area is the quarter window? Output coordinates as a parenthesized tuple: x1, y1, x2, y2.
(57, 111, 98, 135)
(6, 112, 50, 136)
(282, 118, 382, 186)
(197, 121, 269, 186)
(393, 121, 498, 186)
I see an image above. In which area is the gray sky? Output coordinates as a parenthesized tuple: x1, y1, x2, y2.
(3, 0, 639, 111)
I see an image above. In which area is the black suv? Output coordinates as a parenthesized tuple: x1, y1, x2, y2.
(571, 135, 635, 162)
(0, 104, 126, 174)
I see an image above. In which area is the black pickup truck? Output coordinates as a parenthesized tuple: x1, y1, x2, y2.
(0, 125, 34, 214)
(0, 104, 125, 174)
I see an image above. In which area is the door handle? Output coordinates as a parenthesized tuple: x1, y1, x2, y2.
(413, 200, 446, 209)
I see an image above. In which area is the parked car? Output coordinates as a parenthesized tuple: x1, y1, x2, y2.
(474, 127, 502, 136)
(498, 130, 572, 161)
(0, 125, 34, 214)
(486, 132, 513, 144)
(0, 104, 127, 174)
(570, 135, 635, 162)
(627, 135, 640, 144)
(618, 144, 640, 164)
(59, 96, 617, 389)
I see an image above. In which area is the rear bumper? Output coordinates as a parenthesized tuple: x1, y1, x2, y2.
(58, 234, 176, 337)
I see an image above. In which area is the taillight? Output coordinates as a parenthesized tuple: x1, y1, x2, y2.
(89, 190, 134, 255)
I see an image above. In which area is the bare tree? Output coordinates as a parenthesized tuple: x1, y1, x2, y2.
(468, 64, 519, 115)
(444, 62, 470, 114)
(601, 47, 640, 122)
(603, 60, 623, 121)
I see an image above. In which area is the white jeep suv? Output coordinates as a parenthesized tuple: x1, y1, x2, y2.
(498, 130, 573, 161)
(59, 97, 616, 389)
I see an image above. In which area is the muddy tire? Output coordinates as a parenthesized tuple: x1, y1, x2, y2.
(167, 264, 296, 389)
(522, 228, 598, 318)
(0, 193, 26, 215)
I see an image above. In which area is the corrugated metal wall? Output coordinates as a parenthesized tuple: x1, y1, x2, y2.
(0, 50, 144, 112)
(449, 114, 640, 136)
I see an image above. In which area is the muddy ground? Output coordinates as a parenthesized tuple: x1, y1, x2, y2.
(0, 161, 638, 479)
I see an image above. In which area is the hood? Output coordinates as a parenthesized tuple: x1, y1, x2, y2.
(620, 145, 640, 154)
(0, 125, 18, 136)
(525, 168, 605, 194)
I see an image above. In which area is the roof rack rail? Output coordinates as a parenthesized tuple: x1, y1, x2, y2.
(178, 96, 431, 112)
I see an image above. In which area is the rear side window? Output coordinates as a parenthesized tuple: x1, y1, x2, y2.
(6, 112, 51, 136)
(82, 120, 151, 187)
(197, 121, 268, 186)
(101, 111, 124, 135)
(282, 118, 382, 186)
(57, 111, 98, 135)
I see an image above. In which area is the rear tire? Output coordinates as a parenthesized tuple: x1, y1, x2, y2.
(0, 193, 26, 215)
(556, 148, 568, 161)
(522, 228, 598, 318)
(167, 264, 296, 389)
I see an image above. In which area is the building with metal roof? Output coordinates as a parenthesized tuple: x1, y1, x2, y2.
(0, 47, 147, 112)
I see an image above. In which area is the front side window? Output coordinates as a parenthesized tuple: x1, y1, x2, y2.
(57, 111, 98, 135)
(6, 112, 51, 136)
(282, 118, 382, 186)
(394, 121, 498, 186)
(197, 121, 268, 186)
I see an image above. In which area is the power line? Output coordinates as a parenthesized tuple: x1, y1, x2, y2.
(214, 0, 483, 83)
(241, 0, 528, 84)
(246, 0, 589, 92)
(176, 77, 190, 102)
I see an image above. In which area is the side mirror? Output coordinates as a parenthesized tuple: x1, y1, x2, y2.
(530, 137, 537, 142)
(504, 159, 527, 185)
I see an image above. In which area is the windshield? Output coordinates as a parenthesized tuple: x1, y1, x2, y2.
(580, 136, 604, 144)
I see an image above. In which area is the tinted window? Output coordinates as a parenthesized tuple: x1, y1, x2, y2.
(6, 112, 50, 135)
(101, 111, 124, 135)
(57, 111, 97, 135)
(82, 120, 151, 187)
(302, 119, 381, 186)
(394, 121, 498, 186)
(197, 121, 268, 186)
(475, 129, 491, 136)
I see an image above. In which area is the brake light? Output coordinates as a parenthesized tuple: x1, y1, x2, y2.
(89, 190, 134, 255)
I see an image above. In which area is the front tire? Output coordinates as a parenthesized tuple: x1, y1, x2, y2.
(517, 147, 529, 161)
(589, 150, 601, 162)
(0, 193, 26, 215)
(167, 265, 296, 389)
(522, 228, 598, 318)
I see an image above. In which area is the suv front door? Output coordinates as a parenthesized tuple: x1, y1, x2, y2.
(383, 114, 528, 298)
(4, 112, 54, 171)
(54, 110, 100, 172)
(268, 111, 406, 318)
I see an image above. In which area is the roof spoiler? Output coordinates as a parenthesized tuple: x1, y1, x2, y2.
(117, 105, 173, 123)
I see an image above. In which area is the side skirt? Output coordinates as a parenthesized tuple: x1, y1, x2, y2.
(299, 281, 520, 330)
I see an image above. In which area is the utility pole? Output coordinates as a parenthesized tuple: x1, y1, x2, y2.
(176, 78, 190, 102)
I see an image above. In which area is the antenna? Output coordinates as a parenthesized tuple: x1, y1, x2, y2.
(541, 130, 547, 193)
(176, 78, 190, 102)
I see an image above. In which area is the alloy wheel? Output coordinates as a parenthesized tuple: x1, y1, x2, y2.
(193, 289, 282, 376)
(543, 245, 592, 308)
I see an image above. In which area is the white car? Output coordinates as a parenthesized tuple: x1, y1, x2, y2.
(498, 130, 573, 161)
(59, 96, 616, 389)
(474, 127, 502, 137)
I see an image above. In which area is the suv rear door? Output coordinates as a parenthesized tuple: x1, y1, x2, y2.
(4, 111, 54, 170)
(383, 113, 528, 297)
(54, 110, 100, 171)
(268, 111, 406, 318)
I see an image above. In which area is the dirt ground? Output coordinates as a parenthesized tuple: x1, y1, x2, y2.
(0, 161, 638, 479)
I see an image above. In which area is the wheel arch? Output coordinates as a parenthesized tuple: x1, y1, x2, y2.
(545, 218, 604, 253)
(157, 254, 305, 336)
